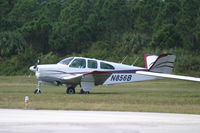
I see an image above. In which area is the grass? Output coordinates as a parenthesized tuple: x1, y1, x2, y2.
(0, 76, 200, 114)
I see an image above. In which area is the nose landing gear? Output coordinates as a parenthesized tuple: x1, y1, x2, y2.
(34, 89, 41, 94)
(34, 82, 42, 94)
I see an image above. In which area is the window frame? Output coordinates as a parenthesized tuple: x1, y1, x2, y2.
(100, 62, 115, 69)
(87, 59, 98, 69)
(69, 58, 86, 68)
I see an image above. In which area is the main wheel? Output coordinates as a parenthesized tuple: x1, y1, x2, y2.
(80, 89, 90, 94)
(66, 87, 75, 94)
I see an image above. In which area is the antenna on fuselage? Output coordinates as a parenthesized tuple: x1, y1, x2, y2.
(131, 57, 139, 66)
(121, 55, 128, 64)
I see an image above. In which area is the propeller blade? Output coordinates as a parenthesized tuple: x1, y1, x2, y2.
(34, 59, 40, 69)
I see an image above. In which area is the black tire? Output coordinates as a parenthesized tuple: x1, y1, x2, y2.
(67, 87, 75, 94)
(80, 89, 84, 94)
(34, 89, 41, 94)
(80, 89, 90, 94)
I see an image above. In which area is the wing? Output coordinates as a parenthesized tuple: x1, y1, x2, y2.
(90, 71, 111, 85)
(61, 71, 111, 91)
(136, 71, 200, 82)
(61, 71, 111, 85)
(61, 74, 84, 84)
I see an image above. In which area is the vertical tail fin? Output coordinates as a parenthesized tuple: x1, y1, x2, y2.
(144, 54, 158, 69)
(148, 54, 176, 74)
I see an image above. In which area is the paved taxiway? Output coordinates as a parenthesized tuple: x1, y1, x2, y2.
(0, 109, 200, 133)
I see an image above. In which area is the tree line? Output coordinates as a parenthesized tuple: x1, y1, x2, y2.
(0, 0, 200, 75)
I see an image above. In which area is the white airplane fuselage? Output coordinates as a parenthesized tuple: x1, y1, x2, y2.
(30, 57, 156, 87)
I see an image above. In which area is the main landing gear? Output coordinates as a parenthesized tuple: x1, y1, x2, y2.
(34, 82, 42, 94)
(66, 86, 76, 94)
(80, 89, 90, 94)
(66, 85, 90, 94)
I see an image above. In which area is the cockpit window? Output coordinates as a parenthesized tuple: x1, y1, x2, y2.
(100, 62, 115, 69)
(58, 57, 74, 65)
(69, 58, 86, 68)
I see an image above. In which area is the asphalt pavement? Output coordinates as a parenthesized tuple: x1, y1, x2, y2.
(0, 109, 200, 133)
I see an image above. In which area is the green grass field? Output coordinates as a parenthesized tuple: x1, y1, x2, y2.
(0, 76, 200, 114)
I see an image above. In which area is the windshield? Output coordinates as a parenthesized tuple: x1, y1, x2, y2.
(58, 57, 74, 65)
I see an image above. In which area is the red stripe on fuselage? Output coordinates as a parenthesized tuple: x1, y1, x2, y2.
(47, 69, 148, 75)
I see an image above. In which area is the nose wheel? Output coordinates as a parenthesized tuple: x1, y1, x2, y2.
(34, 89, 42, 94)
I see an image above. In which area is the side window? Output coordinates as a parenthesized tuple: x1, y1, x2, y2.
(100, 62, 115, 69)
(69, 59, 86, 68)
(88, 60, 97, 69)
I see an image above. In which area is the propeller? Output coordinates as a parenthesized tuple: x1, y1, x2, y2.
(30, 59, 40, 72)
(34, 59, 40, 69)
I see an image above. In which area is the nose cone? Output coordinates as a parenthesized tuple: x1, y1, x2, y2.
(29, 66, 36, 72)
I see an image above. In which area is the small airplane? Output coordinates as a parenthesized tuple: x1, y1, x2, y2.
(29, 54, 200, 94)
